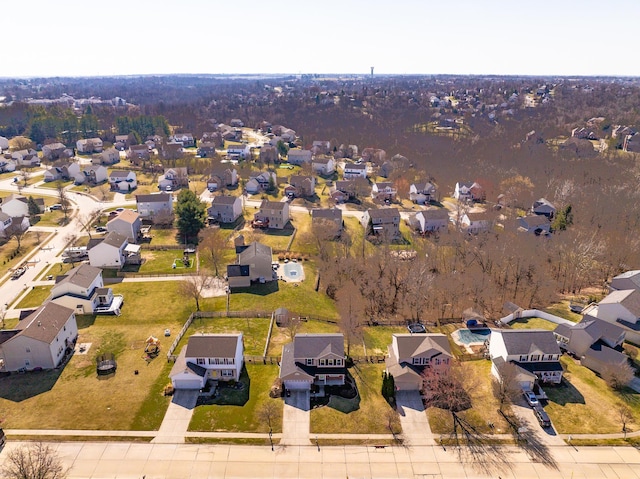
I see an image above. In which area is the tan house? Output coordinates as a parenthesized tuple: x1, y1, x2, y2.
(361, 208, 400, 239)
(226, 241, 274, 288)
(254, 200, 290, 229)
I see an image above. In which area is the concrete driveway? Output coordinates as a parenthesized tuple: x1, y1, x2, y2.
(153, 389, 199, 444)
(511, 402, 565, 446)
(281, 390, 311, 446)
(395, 390, 435, 445)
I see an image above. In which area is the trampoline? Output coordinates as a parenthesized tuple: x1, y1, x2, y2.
(96, 353, 117, 375)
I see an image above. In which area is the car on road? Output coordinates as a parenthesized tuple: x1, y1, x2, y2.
(533, 405, 551, 428)
(11, 267, 27, 280)
(115, 208, 124, 212)
(523, 390, 539, 407)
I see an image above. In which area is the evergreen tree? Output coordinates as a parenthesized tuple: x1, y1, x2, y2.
(175, 189, 206, 243)
(27, 196, 40, 216)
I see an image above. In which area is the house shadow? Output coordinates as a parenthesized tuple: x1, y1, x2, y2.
(0, 368, 64, 402)
(231, 281, 279, 296)
(75, 314, 97, 329)
(545, 379, 585, 406)
(196, 366, 250, 407)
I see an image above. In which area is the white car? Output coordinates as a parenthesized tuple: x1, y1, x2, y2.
(523, 390, 539, 407)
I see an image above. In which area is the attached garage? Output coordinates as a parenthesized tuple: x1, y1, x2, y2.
(169, 349, 207, 390)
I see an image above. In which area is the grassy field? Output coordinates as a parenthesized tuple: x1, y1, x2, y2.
(426, 360, 511, 435)
(356, 326, 407, 356)
(310, 363, 396, 434)
(147, 228, 181, 246)
(15, 286, 52, 309)
(544, 301, 582, 322)
(188, 364, 282, 433)
(267, 320, 340, 356)
(0, 281, 215, 430)
(544, 356, 640, 434)
(508, 317, 557, 331)
(38, 261, 76, 280)
(123, 249, 199, 275)
(71, 183, 115, 202)
(1, 232, 44, 275)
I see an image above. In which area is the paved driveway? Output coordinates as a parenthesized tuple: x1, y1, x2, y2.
(281, 390, 311, 445)
(395, 390, 435, 446)
(153, 389, 199, 444)
(511, 402, 565, 447)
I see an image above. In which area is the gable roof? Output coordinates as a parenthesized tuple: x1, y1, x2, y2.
(136, 193, 171, 203)
(611, 270, 640, 291)
(185, 334, 242, 358)
(108, 209, 139, 225)
(227, 264, 250, 277)
(260, 199, 286, 211)
(311, 208, 342, 222)
(211, 195, 239, 206)
(100, 231, 128, 248)
(15, 302, 74, 344)
(54, 264, 102, 289)
(292, 333, 344, 359)
(368, 208, 400, 220)
(238, 241, 272, 263)
(600, 289, 640, 317)
(418, 209, 449, 220)
(393, 333, 452, 360)
(496, 329, 561, 356)
(109, 170, 132, 178)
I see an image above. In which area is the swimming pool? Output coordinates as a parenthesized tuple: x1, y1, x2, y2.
(455, 328, 491, 345)
(282, 262, 304, 282)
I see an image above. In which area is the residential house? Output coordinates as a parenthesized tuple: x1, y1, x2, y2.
(489, 329, 563, 389)
(208, 195, 242, 224)
(623, 134, 640, 153)
(42, 143, 68, 161)
(385, 334, 453, 391)
(553, 316, 627, 376)
(259, 145, 279, 164)
(0, 136, 8, 151)
(76, 138, 103, 154)
(532, 198, 556, 218)
(361, 208, 401, 239)
(108, 170, 137, 192)
(207, 167, 238, 191)
(115, 135, 130, 149)
(11, 148, 37, 163)
(161, 142, 184, 160)
(16, 153, 41, 168)
(171, 133, 195, 148)
(230, 119, 244, 128)
(371, 182, 397, 201)
(311, 208, 343, 235)
(136, 193, 174, 222)
(361, 147, 386, 165)
(409, 181, 437, 204)
(572, 127, 598, 140)
(409, 209, 449, 234)
(342, 162, 367, 180)
(279, 334, 346, 391)
(330, 189, 348, 204)
(106, 209, 141, 243)
(87, 231, 129, 269)
(0, 157, 16, 173)
(197, 142, 217, 157)
(226, 241, 273, 288)
(610, 270, 640, 292)
(127, 144, 151, 162)
(254, 200, 290, 229)
(170, 334, 245, 389)
(245, 172, 276, 194)
(461, 213, 490, 234)
(0, 194, 29, 217)
(43, 161, 81, 182)
(0, 212, 13, 238)
(285, 175, 315, 199)
(454, 181, 485, 202)
(312, 156, 335, 176)
(518, 215, 551, 235)
(311, 140, 331, 155)
(0, 302, 78, 373)
(77, 165, 107, 185)
(287, 149, 312, 166)
(93, 148, 120, 165)
(226, 143, 251, 159)
(49, 264, 122, 315)
(587, 289, 640, 344)
(158, 167, 188, 190)
(334, 179, 368, 200)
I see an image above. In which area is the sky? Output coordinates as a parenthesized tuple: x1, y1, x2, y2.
(5, 0, 640, 78)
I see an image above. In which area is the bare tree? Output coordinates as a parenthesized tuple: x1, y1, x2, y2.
(8, 223, 28, 253)
(9, 136, 34, 151)
(491, 361, 522, 410)
(602, 362, 635, 390)
(1, 442, 68, 479)
(56, 182, 71, 223)
(257, 400, 282, 430)
(335, 280, 364, 357)
(285, 316, 302, 341)
(19, 168, 30, 188)
(180, 270, 211, 311)
(617, 404, 634, 438)
(199, 227, 227, 277)
(77, 209, 100, 240)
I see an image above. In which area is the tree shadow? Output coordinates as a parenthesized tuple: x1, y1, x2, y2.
(499, 408, 559, 470)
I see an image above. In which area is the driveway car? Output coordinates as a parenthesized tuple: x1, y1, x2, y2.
(523, 390, 539, 407)
(533, 405, 551, 428)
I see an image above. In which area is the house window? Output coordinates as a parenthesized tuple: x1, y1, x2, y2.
(519, 355, 528, 362)
(327, 359, 334, 366)
(197, 358, 205, 365)
(221, 370, 233, 377)
(530, 355, 540, 362)
(306, 358, 313, 366)
(336, 359, 342, 366)
(26, 347, 31, 353)
(25, 360, 30, 366)
(319, 359, 326, 366)
(435, 358, 440, 365)
(208, 358, 215, 365)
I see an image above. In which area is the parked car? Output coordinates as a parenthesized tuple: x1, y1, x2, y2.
(533, 405, 551, 428)
(50, 204, 62, 210)
(11, 267, 26, 280)
(95, 226, 107, 232)
(523, 390, 539, 407)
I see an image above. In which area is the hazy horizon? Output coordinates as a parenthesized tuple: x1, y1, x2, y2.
(6, 0, 640, 78)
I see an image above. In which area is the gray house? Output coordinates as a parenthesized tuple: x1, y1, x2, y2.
(226, 241, 273, 288)
(610, 270, 640, 292)
(361, 208, 400, 239)
(518, 215, 551, 235)
(208, 195, 242, 224)
(532, 198, 557, 218)
(311, 208, 343, 235)
(280, 334, 346, 391)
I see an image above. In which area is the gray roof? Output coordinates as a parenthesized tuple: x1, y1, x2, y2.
(136, 193, 171, 203)
(292, 333, 344, 359)
(419, 209, 449, 220)
(600, 289, 640, 317)
(238, 241, 272, 264)
(520, 215, 550, 227)
(279, 343, 314, 382)
(16, 302, 75, 344)
(345, 163, 366, 170)
(169, 346, 207, 379)
(393, 333, 453, 361)
(368, 208, 400, 219)
(211, 195, 239, 206)
(611, 270, 640, 291)
(260, 199, 286, 211)
(109, 170, 132, 178)
(311, 208, 342, 221)
(101, 231, 128, 248)
(227, 264, 250, 277)
(496, 329, 561, 356)
(0, 211, 10, 222)
(185, 334, 242, 358)
(55, 264, 102, 289)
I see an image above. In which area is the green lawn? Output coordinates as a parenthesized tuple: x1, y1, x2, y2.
(189, 364, 282, 433)
(147, 228, 181, 246)
(357, 326, 407, 356)
(38, 262, 78, 280)
(544, 301, 582, 322)
(267, 320, 340, 356)
(426, 360, 511, 436)
(509, 317, 557, 331)
(545, 356, 640, 434)
(38, 180, 73, 189)
(176, 317, 271, 356)
(310, 363, 395, 434)
(15, 286, 52, 309)
(0, 281, 216, 430)
(122, 249, 200, 275)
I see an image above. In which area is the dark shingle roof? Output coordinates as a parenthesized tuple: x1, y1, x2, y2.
(498, 329, 561, 356)
(16, 302, 74, 343)
(311, 208, 342, 221)
(185, 334, 242, 358)
(54, 264, 102, 289)
(227, 264, 250, 277)
(292, 334, 344, 359)
(368, 208, 400, 219)
(136, 193, 171, 203)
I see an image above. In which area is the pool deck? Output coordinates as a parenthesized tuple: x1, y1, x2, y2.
(278, 262, 305, 283)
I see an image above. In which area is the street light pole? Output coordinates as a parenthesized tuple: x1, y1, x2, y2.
(269, 427, 273, 451)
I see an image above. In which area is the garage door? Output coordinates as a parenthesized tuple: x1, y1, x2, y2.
(284, 380, 311, 391)
(173, 378, 202, 390)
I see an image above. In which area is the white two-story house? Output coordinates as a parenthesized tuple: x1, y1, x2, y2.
(48, 264, 122, 315)
(170, 334, 244, 389)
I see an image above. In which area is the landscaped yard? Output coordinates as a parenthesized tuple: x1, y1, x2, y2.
(147, 228, 181, 246)
(38, 261, 76, 280)
(355, 326, 407, 356)
(188, 364, 282, 433)
(544, 356, 640, 434)
(0, 280, 214, 430)
(508, 317, 558, 331)
(544, 301, 582, 322)
(267, 319, 339, 356)
(310, 363, 396, 434)
(426, 360, 511, 436)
